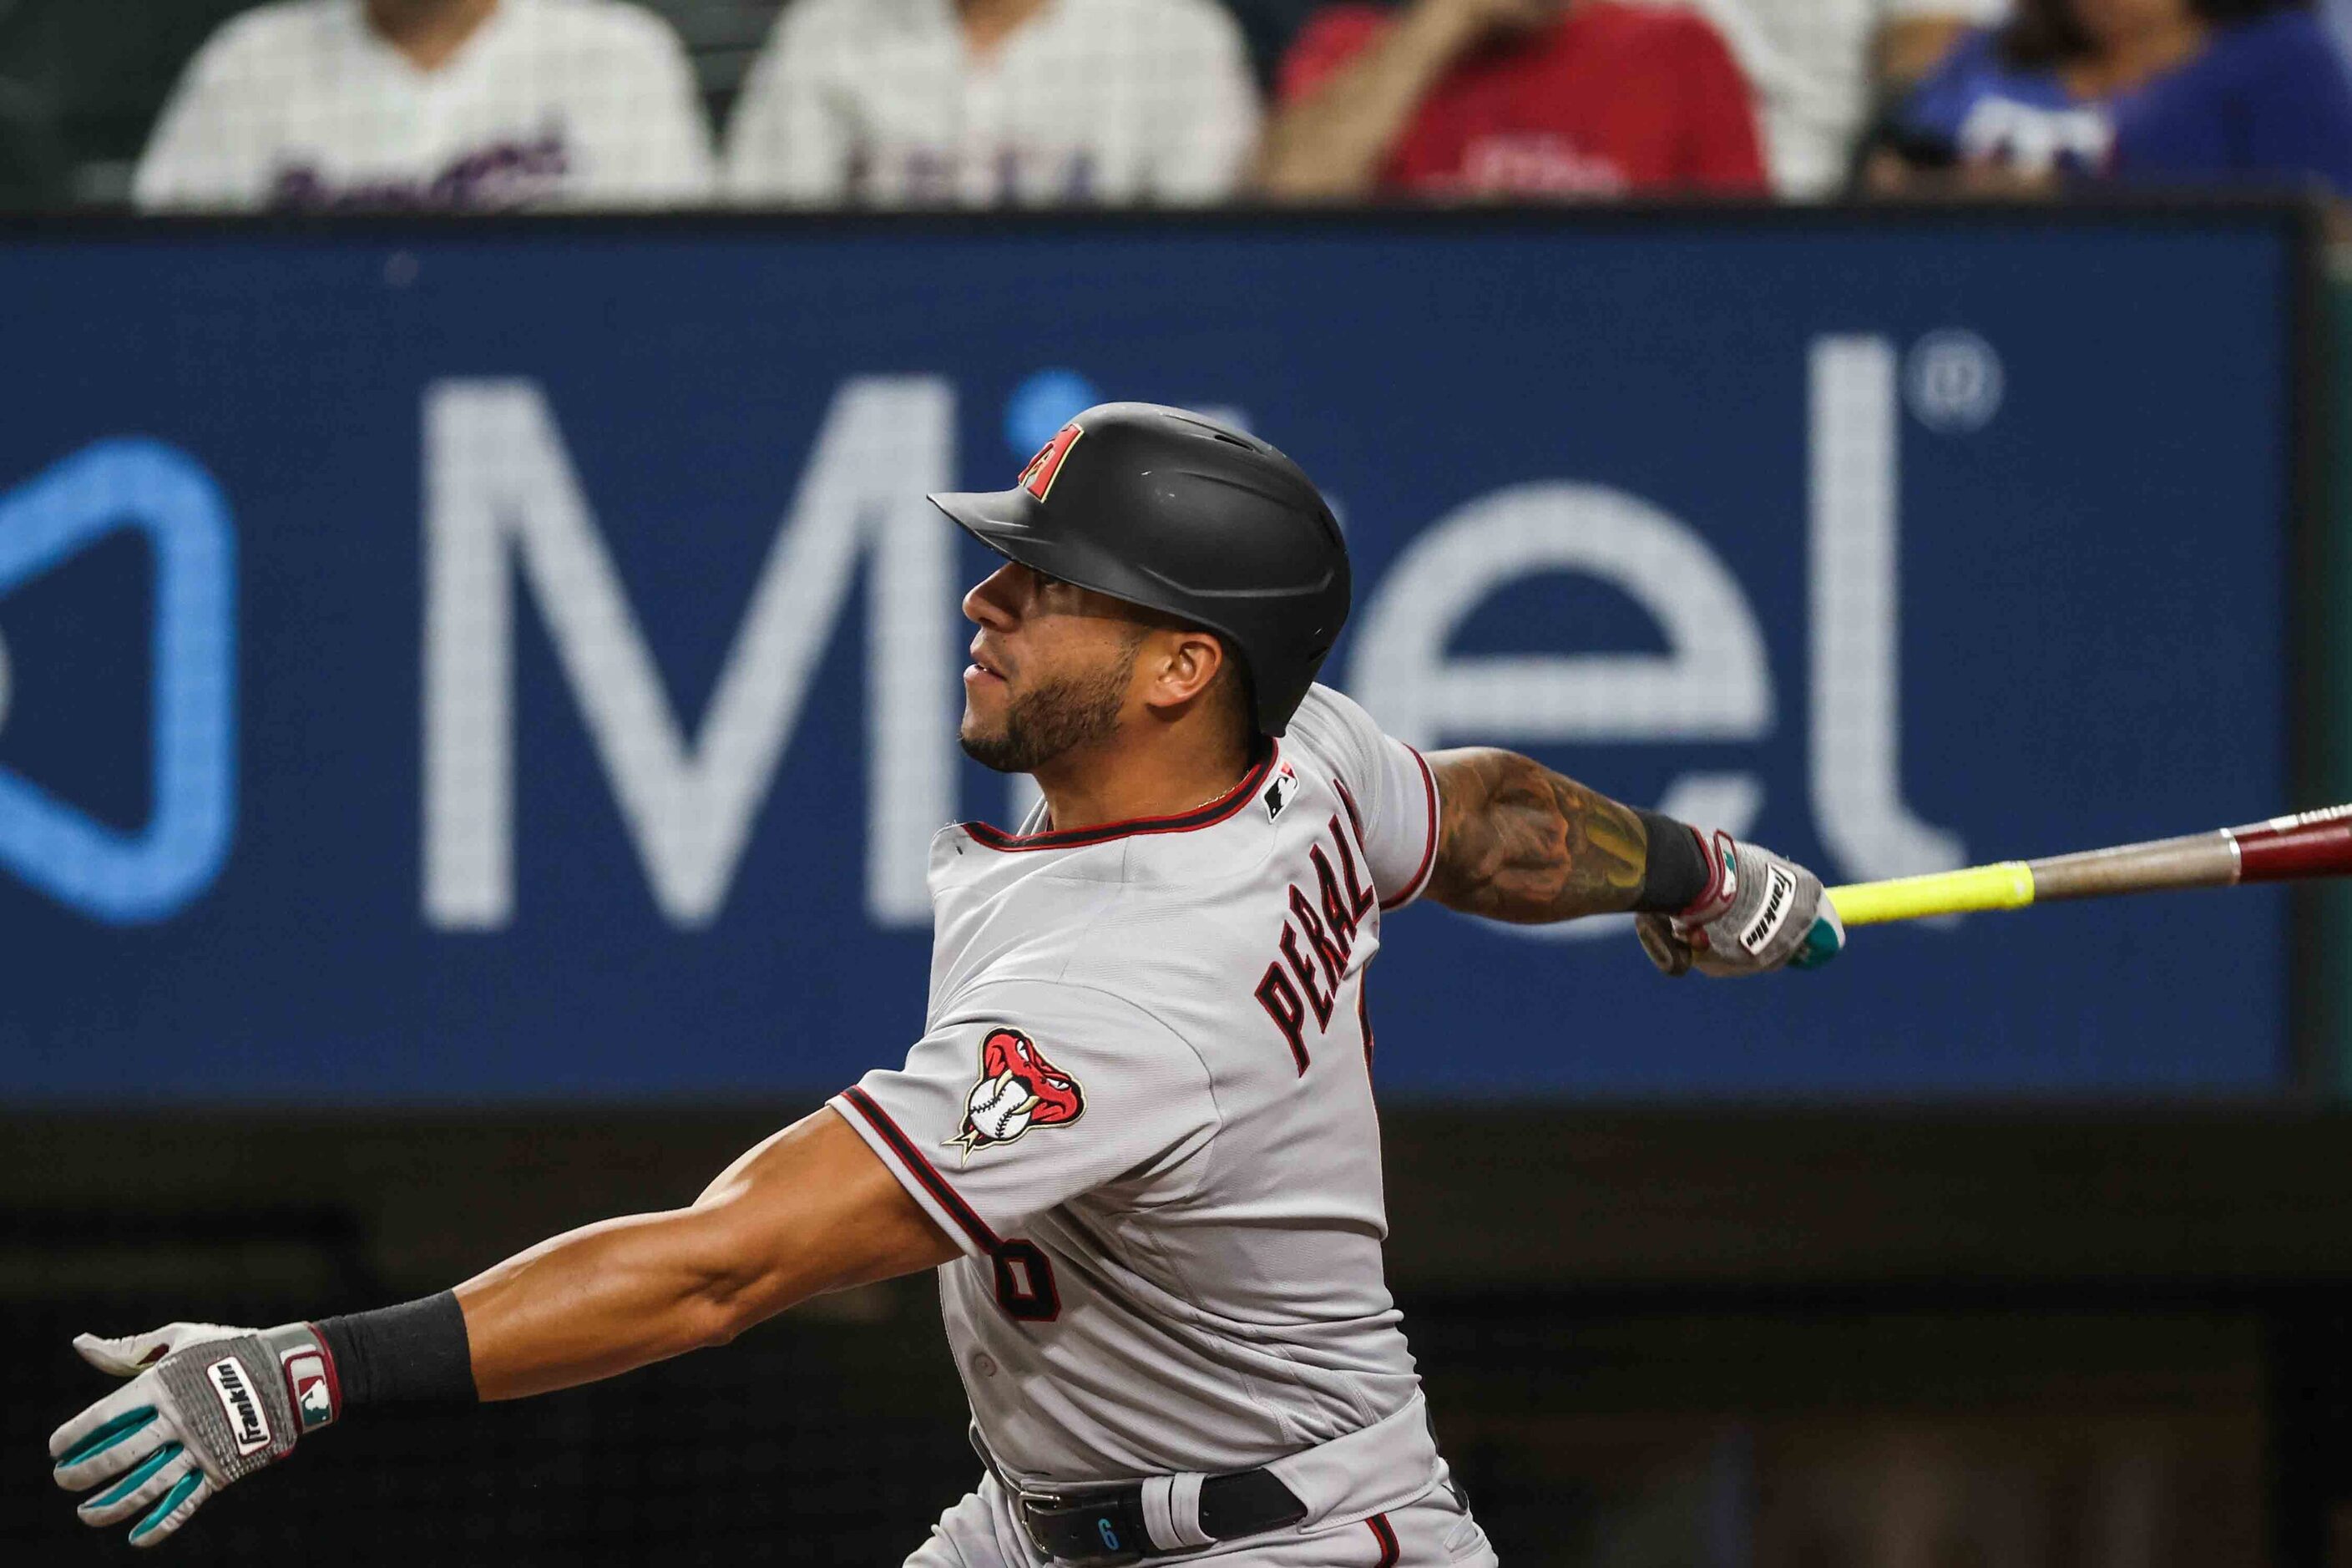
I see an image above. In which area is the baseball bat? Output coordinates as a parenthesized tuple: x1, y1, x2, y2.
(1824, 805, 2352, 928)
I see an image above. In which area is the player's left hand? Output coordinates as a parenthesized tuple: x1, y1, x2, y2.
(1636, 832, 1844, 978)
(49, 1320, 334, 1548)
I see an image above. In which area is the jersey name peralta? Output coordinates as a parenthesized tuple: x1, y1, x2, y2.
(830, 685, 1441, 1485)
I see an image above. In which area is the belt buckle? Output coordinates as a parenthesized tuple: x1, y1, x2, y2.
(1017, 1484, 1147, 1567)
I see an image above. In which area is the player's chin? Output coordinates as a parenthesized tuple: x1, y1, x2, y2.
(959, 708, 1008, 756)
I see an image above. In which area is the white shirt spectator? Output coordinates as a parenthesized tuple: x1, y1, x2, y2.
(135, 0, 714, 210)
(726, 0, 1261, 206)
(1677, 0, 2009, 196)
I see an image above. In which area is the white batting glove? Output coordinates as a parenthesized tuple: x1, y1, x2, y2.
(1636, 832, 1844, 978)
(49, 1320, 338, 1548)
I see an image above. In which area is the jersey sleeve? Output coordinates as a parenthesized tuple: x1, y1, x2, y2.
(1144, 0, 1262, 203)
(722, 2, 854, 205)
(1284, 684, 1440, 911)
(132, 17, 275, 210)
(1666, 15, 1768, 191)
(569, 10, 717, 206)
(829, 980, 1219, 1257)
(2211, 18, 2352, 199)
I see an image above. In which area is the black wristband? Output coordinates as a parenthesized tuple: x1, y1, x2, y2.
(316, 1291, 478, 1409)
(1633, 811, 1709, 913)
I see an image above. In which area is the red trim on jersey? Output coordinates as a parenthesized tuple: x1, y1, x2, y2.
(1378, 746, 1441, 911)
(1368, 1512, 1400, 1566)
(839, 1088, 1002, 1254)
(964, 746, 1279, 852)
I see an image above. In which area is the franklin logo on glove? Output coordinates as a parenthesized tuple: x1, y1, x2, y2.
(1739, 863, 1798, 956)
(204, 1359, 271, 1457)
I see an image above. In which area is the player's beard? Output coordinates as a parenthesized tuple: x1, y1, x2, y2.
(960, 646, 1135, 775)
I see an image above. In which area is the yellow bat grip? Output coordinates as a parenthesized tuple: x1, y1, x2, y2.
(1826, 861, 2037, 928)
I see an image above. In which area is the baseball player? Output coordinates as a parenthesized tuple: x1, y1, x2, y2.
(48, 405, 1841, 1563)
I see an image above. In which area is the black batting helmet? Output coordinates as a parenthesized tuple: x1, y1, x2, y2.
(928, 403, 1350, 736)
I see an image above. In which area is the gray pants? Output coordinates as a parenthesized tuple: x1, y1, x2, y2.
(905, 1471, 1499, 1567)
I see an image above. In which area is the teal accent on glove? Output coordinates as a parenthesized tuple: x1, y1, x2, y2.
(89, 1444, 180, 1510)
(55, 1407, 157, 1469)
(1791, 914, 1844, 970)
(130, 1471, 205, 1545)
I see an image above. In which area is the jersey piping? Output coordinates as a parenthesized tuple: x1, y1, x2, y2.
(961, 746, 1279, 852)
(837, 1086, 1004, 1253)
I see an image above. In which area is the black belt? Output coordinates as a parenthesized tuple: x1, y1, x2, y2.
(1011, 1469, 1308, 1565)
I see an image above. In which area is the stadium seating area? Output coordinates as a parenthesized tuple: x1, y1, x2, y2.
(0, 0, 2345, 210)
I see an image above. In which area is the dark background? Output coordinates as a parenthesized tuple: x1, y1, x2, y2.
(7, 1106, 2351, 1564)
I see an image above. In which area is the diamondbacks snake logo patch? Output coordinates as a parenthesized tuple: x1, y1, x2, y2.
(947, 1028, 1085, 1162)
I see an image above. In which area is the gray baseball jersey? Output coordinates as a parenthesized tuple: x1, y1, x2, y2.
(830, 684, 1447, 1500)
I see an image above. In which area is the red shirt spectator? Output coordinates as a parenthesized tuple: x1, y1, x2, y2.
(1267, 0, 1766, 198)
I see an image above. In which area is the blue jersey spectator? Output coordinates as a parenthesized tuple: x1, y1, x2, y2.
(2110, 8, 2352, 191)
(1872, 0, 2352, 196)
(1894, 21, 2107, 173)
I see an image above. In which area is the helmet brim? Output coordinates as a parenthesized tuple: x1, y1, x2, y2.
(928, 487, 1070, 571)
(930, 486, 1173, 609)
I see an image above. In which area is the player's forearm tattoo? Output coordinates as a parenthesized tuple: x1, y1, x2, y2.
(1424, 748, 1648, 923)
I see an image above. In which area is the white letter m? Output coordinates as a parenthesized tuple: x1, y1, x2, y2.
(423, 377, 954, 929)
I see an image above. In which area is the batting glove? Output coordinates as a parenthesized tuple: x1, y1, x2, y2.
(49, 1320, 337, 1548)
(1636, 831, 1844, 978)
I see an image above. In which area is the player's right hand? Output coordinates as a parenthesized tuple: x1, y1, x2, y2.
(1636, 832, 1844, 978)
(49, 1320, 336, 1548)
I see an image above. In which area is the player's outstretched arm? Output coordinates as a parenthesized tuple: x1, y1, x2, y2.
(48, 1108, 954, 1546)
(1422, 746, 1843, 975)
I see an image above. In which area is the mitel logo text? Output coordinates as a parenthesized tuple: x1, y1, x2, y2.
(0, 441, 236, 923)
(422, 339, 1965, 936)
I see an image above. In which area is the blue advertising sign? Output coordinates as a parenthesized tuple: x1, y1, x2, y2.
(0, 211, 2300, 1099)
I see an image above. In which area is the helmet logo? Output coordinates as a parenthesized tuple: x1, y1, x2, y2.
(1018, 423, 1084, 502)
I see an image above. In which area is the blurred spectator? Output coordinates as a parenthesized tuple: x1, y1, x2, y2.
(2328, 0, 2352, 62)
(1868, 0, 2352, 196)
(1256, 0, 1766, 200)
(134, 0, 715, 210)
(725, 0, 1261, 206)
(1678, 0, 2014, 196)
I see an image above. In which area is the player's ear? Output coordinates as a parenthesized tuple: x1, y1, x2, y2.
(1139, 628, 1226, 716)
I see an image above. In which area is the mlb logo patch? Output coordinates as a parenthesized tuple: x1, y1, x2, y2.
(281, 1350, 335, 1430)
(1263, 762, 1299, 822)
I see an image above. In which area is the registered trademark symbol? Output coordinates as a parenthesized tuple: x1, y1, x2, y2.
(1905, 330, 2004, 433)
